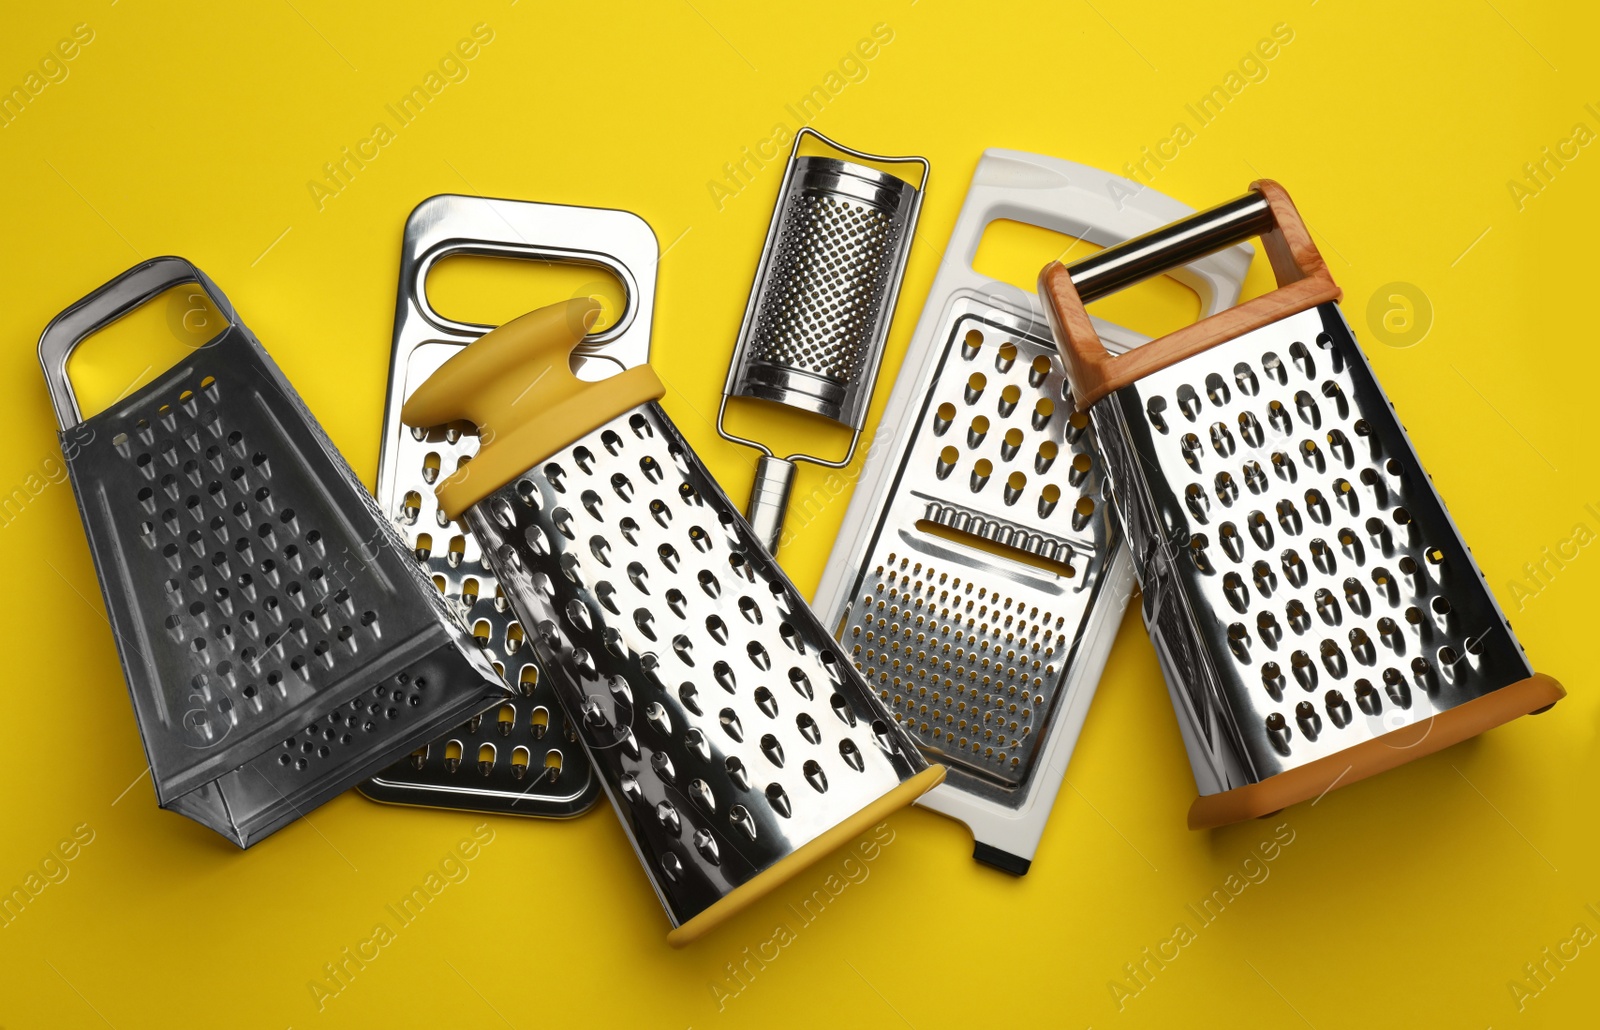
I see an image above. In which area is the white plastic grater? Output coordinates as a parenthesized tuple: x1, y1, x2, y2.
(360, 195, 657, 818)
(39, 257, 509, 846)
(813, 151, 1251, 872)
(1039, 181, 1565, 829)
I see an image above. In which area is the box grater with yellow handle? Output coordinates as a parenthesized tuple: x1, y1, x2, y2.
(401, 298, 944, 945)
(1038, 181, 1565, 829)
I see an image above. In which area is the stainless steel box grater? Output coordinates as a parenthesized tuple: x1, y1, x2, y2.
(361, 194, 655, 817)
(1039, 181, 1565, 829)
(718, 128, 928, 553)
(39, 257, 509, 846)
(815, 150, 1250, 873)
(401, 300, 943, 945)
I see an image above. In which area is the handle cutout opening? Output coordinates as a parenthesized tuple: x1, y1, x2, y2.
(719, 396, 857, 465)
(424, 253, 626, 336)
(974, 218, 1208, 340)
(65, 283, 228, 421)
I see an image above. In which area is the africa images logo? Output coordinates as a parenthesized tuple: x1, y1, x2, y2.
(306, 23, 496, 211)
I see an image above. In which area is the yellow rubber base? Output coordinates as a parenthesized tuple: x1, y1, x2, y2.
(1187, 672, 1565, 830)
(665, 764, 946, 948)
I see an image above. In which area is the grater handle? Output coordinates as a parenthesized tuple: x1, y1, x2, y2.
(745, 454, 796, 556)
(395, 194, 657, 377)
(401, 298, 666, 519)
(402, 299, 603, 431)
(955, 149, 1251, 321)
(37, 256, 239, 430)
(1066, 192, 1276, 306)
(790, 126, 931, 192)
(1039, 179, 1343, 410)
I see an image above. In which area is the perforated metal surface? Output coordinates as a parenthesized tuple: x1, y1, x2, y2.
(50, 271, 506, 846)
(833, 311, 1117, 797)
(1093, 303, 1537, 791)
(359, 380, 597, 816)
(747, 191, 896, 379)
(463, 403, 930, 928)
(728, 157, 920, 427)
(359, 194, 656, 819)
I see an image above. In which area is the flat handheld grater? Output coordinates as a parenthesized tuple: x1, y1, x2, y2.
(1039, 181, 1565, 829)
(717, 128, 927, 554)
(360, 195, 655, 817)
(814, 150, 1251, 873)
(39, 257, 509, 846)
(401, 299, 944, 945)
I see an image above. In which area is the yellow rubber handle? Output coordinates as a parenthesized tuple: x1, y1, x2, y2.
(401, 298, 665, 519)
(403, 298, 598, 430)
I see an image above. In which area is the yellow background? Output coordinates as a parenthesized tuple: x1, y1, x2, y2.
(2, 1, 1596, 1026)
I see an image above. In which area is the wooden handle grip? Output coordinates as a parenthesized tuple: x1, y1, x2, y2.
(1039, 180, 1342, 411)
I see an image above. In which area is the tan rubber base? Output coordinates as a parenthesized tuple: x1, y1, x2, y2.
(665, 764, 946, 947)
(1187, 672, 1565, 830)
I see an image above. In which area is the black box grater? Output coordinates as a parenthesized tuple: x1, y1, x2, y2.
(40, 257, 509, 846)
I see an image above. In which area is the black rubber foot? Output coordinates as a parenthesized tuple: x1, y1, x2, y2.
(973, 842, 1031, 876)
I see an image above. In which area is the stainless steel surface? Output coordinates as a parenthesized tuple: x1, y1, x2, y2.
(722, 130, 927, 434)
(462, 402, 929, 928)
(716, 129, 926, 552)
(1069, 193, 1273, 305)
(745, 454, 796, 556)
(837, 307, 1115, 794)
(362, 195, 654, 816)
(41, 257, 508, 846)
(726, 157, 919, 426)
(1092, 303, 1537, 792)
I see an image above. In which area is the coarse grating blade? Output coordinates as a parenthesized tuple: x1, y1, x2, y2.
(1039, 180, 1565, 829)
(815, 150, 1252, 873)
(40, 257, 509, 847)
(400, 300, 943, 945)
(359, 195, 655, 817)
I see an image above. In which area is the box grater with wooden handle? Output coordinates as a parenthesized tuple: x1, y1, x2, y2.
(359, 194, 660, 818)
(814, 149, 1251, 873)
(1038, 181, 1565, 829)
(400, 299, 943, 945)
(39, 257, 510, 846)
